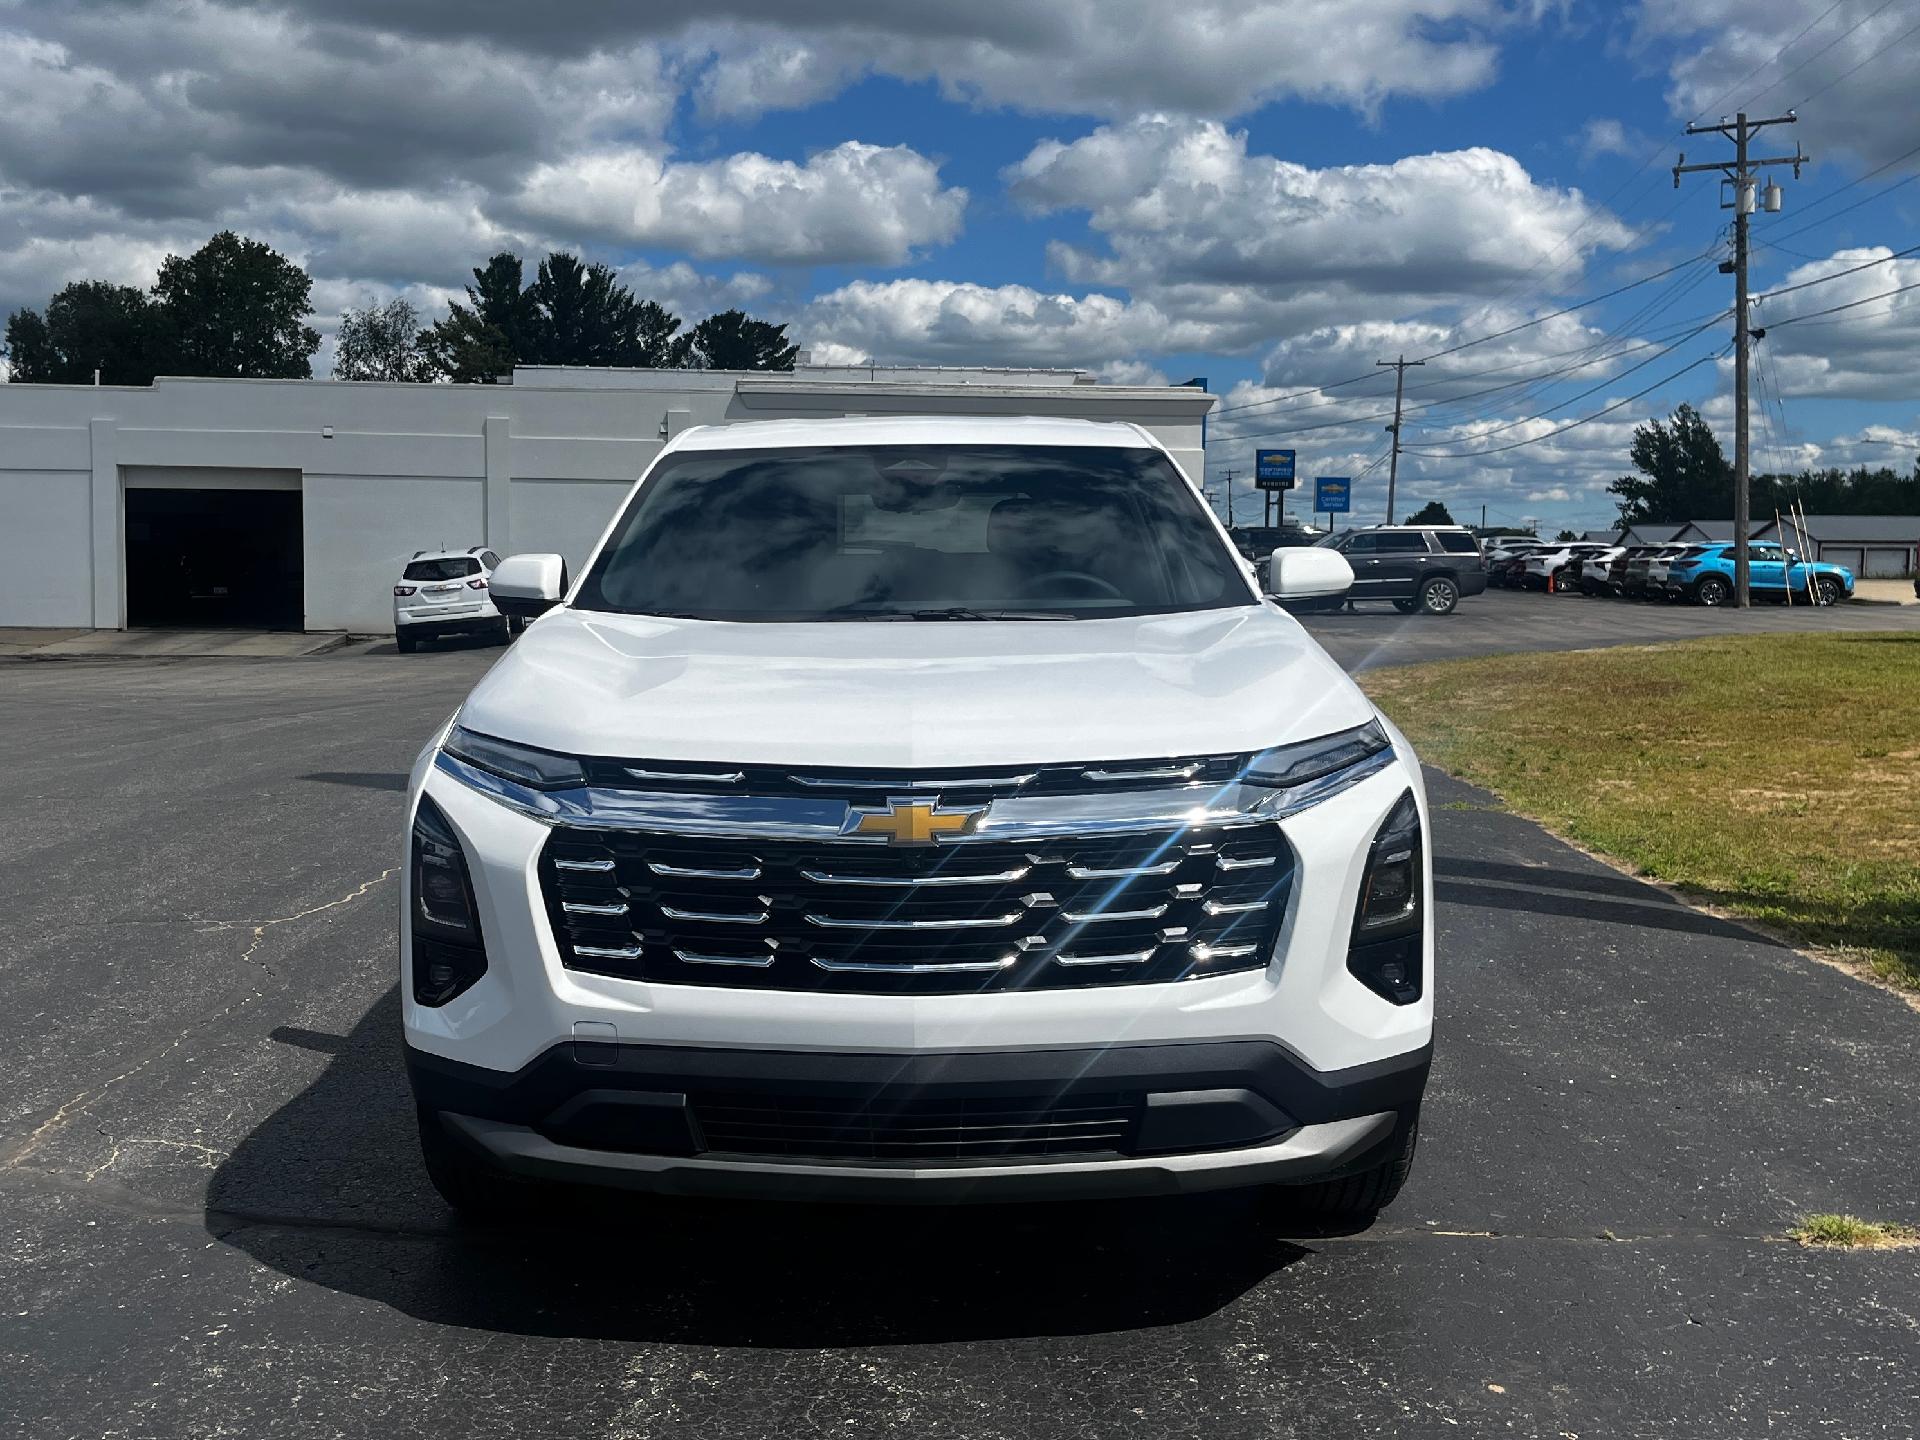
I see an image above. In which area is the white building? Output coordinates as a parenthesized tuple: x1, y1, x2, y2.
(0, 365, 1213, 634)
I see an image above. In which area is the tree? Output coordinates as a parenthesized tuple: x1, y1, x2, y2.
(678, 309, 799, 371)
(422, 251, 685, 378)
(3, 282, 166, 384)
(420, 253, 533, 382)
(3, 307, 58, 381)
(1555, 528, 1579, 542)
(334, 298, 434, 382)
(526, 252, 683, 368)
(152, 231, 320, 378)
(1403, 500, 1455, 526)
(1608, 403, 1732, 525)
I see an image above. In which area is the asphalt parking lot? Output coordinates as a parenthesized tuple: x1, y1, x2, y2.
(4, 615, 1919, 1438)
(1299, 583, 1920, 669)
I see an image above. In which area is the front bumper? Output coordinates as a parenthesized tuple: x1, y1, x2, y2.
(408, 1036, 1429, 1203)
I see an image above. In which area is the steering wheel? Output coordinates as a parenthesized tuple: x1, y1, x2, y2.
(1029, 570, 1128, 601)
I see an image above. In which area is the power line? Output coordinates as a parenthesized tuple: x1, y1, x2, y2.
(1210, 246, 1723, 423)
(1410, 251, 1719, 364)
(1409, 350, 1726, 460)
(1788, 10, 1920, 109)
(1400, 311, 1729, 447)
(1223, 303, 1730, 444)
(1748, 0, 1908, 110)
(1753, 241, 1920, 302)
(1763, 277, 1920, 327)
(1427, 0, 1864, 347)
(1757, 138, 1920, 243)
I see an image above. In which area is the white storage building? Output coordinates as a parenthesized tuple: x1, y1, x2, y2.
(0, 365, 1213, 634)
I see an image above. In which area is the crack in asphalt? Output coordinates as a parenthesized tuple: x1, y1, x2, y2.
(0, 869, 398, 1169)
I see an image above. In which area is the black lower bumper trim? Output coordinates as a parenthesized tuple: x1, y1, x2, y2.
(407, 1036, 1430, 1167)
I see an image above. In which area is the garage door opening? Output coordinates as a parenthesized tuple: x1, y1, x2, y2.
(126, 489, 304, 630)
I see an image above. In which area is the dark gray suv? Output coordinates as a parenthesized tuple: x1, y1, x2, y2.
(1320, 526, 1489, 615)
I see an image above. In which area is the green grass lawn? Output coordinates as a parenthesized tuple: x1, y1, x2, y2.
(1361, 633, 1920, 991)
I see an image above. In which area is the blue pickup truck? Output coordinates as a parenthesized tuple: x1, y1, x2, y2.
(1665, 542, 1854, 606)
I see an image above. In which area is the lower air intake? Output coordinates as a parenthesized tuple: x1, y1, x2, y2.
(692, 1092, 1137, 1162)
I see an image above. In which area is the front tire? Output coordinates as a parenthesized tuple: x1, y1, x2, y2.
(395, 629, 419, 654)
(1694, 574, 1731, 607)
(1277, 1111, 1419, 1221)
(416, 1106, 544, 1223)
(1812, 575, 1843, 606)
(1417, 576, 1459, 615)
(493, 616, 513, 645)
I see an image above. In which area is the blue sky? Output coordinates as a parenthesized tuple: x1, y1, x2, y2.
(2, 0, 1915, 533)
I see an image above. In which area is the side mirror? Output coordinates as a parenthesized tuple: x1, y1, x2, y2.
(1266, 547, 1354, 600)
(490, 553, 569, 621)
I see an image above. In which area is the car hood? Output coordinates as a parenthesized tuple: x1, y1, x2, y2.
(456, 605, 1375, 768)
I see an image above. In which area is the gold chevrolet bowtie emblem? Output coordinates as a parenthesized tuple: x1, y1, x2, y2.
(844, 797, 987, 845)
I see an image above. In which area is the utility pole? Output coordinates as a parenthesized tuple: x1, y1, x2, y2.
(1223, 469, 1234, 529)
(1675, 111, 1806, 608)
(1377, 354, 1424, 524)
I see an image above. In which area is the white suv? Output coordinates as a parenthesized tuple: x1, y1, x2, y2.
(402, 417, 1433, 1221)
(393, 548, 507, 652)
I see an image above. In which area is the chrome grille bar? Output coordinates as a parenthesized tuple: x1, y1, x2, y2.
(625, 766, 744, 785)
(554, 856, 615, 872)
(573, 943, 643, 960)
(803, 911, 1024, 931)
(673, 950, 776, 968)
(787, 772, 1039, 791)
(799, 865, 1031, 887)
(810, 954, 1018, 975)
(1053, 947, 1157, 967)
(562, 900, 629, 916)
(649, 859, 762, 880)
(1060, 904, 1169, 924)
(660, 904, 769, 925)
(1067, 859, 1179, 879)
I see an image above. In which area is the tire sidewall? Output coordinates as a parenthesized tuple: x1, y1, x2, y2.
(1420, 577, 1458, 614)
(1696, 575, 1730, 607)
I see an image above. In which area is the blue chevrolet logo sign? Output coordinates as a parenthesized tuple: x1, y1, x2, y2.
(1255, 449, 1295, 483)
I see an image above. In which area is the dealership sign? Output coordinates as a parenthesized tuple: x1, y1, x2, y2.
(1254, 449, 1296, 491)
(1314, 476, 1351, 513)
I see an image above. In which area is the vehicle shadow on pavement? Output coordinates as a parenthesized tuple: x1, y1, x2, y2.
(205, 989, 1328, 1346)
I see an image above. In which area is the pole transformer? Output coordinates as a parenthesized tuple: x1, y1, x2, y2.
(1674, 111, 1807, 608)
(1376, 354, 1424, 525)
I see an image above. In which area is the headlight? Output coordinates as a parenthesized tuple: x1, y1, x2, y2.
(410, 795, 488, 1006)
(1243, 719, 1392, 789)
(1347, 789, 1424, 1005)
(442, 725, 586, 790)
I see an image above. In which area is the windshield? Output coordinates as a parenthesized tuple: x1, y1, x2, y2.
(574, 444, 1254, 621)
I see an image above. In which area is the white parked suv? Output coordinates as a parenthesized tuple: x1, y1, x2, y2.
(393, 547, 507, 652)
(402, 417, 1432, 1221)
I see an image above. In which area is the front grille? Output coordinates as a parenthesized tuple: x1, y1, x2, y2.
(580, 753, 1252, 799)
(541, 824, 1294, 994)
(692, 1091, 1136, 1161)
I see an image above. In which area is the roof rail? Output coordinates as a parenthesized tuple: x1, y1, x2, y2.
(410, 550, 425, 559)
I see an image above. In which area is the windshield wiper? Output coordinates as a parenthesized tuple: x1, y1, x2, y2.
(902, 606, 1080, 622)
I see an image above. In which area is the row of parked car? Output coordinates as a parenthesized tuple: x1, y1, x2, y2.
(1484, 538, 1855, 606)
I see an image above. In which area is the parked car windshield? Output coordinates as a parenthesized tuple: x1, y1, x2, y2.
(403, 557, 479, 581)
(574, 444, 1254, 621)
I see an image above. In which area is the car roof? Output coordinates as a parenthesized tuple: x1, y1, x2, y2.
(667, 414, 1158, 452)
